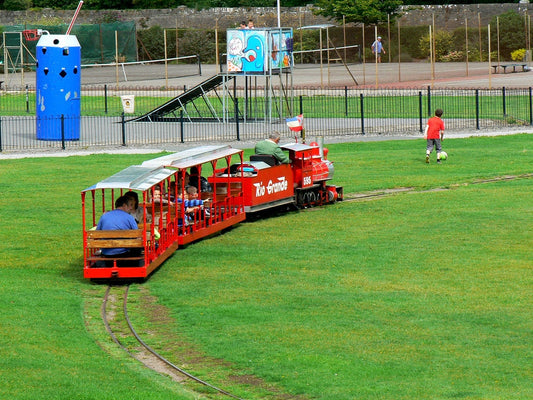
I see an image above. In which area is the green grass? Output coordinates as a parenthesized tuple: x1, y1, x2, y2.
(1, 92, 531, 123)
(0, 134, 531, 399)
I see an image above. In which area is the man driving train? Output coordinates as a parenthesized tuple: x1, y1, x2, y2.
(254, 131, 290, 164)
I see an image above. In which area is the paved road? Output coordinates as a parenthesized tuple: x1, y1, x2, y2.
(3, 61, 532, 90)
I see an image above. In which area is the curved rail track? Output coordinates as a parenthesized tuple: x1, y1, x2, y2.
(101, 285, 243, 400)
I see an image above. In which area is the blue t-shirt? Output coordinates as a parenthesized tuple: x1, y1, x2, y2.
(96, 209, 138, 255)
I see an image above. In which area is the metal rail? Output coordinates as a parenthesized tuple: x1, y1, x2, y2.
(101, 285, 243, 400)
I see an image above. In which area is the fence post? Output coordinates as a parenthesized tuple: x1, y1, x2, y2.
(427, 85, 431, 116)
(344, 86, 348, 116)
(180, 109, 184, 143)
(360, 93, 365, 135)
(419, 91, 423, 132)
(25, 85, 30, 113)
(502, 87, 506, 117)
(104, 85, 108, 114)
(299, 95, 303, 115)
(245, 76, 249, 118)
(197, 55, 202, 76)
(529, 87, 532, 125)
(121, 112, 126, 146)
(0, 116, 2, 152)
(475, 89, 480, 130)
(61, 114, 66, 150)
(234, 84, 240, 141)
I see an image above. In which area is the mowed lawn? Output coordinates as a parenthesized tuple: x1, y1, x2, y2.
(0, 134, 531, 399)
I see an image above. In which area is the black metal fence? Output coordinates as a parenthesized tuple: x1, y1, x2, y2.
(1, 85, 532, 153)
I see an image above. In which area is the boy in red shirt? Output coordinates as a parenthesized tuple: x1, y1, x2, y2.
(425, 108, 445, 164)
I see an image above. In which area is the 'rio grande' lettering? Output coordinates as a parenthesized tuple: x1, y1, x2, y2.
(253, 177, 288, 197)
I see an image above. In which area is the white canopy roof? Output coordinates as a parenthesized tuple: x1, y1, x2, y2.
(82, 165, 176, 192)
(141, 145, 242, 170)
(82, 146, 244, 193)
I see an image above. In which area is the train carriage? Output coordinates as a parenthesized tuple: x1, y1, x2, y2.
(82, 145, 245, 280)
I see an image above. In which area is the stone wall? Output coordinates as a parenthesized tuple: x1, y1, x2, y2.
(1, 3, 532, 31)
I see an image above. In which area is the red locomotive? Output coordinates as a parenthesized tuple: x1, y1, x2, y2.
(81, 142, 343, 280)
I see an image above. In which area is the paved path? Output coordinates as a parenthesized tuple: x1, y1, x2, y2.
(3, 62, 532, 90)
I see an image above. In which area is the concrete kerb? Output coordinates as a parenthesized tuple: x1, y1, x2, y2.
(1, 128, 531, 160)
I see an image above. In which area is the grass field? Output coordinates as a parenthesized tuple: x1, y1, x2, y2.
(0, 134, 531, 399)
(1, 92, 531, 123)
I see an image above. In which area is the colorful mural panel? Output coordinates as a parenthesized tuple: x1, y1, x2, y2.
(270, 29, 293, 70)
(227, 29, 268, 73)
(227, 28, 293, 74)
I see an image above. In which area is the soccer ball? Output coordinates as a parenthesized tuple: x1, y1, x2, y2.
(439, 151, 448, 161)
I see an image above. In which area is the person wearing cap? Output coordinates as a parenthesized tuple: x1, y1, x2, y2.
(371, 36, 386, 63)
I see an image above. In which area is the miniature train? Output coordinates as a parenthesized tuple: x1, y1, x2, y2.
(82, 142, 343, 280)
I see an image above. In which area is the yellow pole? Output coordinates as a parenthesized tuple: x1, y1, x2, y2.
(319, 28, 323, 89)
(362, 23, 366, 85)
(164, 29, 168, 89)
(478, 13, 482, 62)
(374, 26, 378, 89)
(429, 25, 434, 88)
(488, 24, 491, 90)
(497, 17, 500, 69)
(465, 18, 469, 76)
(398, 20, 401, 82)
(215, 19, 219, 68)
(432, 13, 436, 86)
(115, 30, 119, 90)
(387, 14, 391, 63)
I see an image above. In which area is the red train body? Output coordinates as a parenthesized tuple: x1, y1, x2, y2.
(82, 142, 343, 280)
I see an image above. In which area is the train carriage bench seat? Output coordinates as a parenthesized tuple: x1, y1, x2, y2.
(491, 63, 529, 74)
(86, 229, 144, 267)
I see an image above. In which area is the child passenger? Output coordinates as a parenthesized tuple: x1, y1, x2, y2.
(124, 191, 143, 223)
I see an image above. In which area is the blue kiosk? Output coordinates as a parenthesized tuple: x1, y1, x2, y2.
(36, 33, 81, 141)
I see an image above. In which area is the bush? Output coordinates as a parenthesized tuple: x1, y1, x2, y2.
(3, 0, 32, 10)
(137, 25, 165, 60)
(179, 29, 217, 64)
(418, 30, 455, 61)
(490, 10, 526, 62)
(511, 48, 526, 62)
(440, 50, 465, 62)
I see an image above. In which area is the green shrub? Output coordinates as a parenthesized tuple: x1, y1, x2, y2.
(179, 29, 217, 64)
(3, 0, 32, 10)
(418, 30, 455, 61)
(137, 25, 165, 60)
(490, 10, 526, 62)
(440, 50, 465, 62)
(511, 48, 526, 62)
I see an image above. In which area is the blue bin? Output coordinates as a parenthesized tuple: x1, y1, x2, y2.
(36, 34, 81, 141)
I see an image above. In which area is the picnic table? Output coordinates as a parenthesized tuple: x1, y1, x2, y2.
(491, 63, 529, 74)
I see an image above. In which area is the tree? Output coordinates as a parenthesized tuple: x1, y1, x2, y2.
(490, 10, 527, 61)
(313, 0, 403, 26)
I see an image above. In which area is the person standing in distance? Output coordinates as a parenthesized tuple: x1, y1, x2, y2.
(371, 36, 386, 63)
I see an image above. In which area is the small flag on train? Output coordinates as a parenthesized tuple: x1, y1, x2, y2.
(286, 114, 304, 132)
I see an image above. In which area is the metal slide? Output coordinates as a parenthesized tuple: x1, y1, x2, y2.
(128, 74, 235, 123)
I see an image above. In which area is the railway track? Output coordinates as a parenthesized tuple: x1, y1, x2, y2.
(340, 173, 533, 203)
(101, 284, 243, 399)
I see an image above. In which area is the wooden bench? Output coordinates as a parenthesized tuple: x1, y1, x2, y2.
(86, 229, 144, 266)
(491, 63, 528, 74)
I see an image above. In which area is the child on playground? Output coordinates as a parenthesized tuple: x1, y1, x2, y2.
(425, 108, 445, 164)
